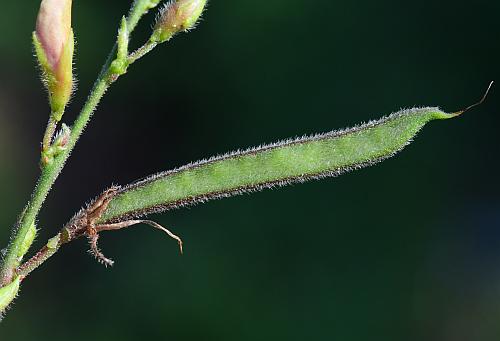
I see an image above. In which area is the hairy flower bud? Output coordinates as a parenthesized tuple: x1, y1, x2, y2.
(152, 0, 207, 43)
(34, 0, 74, 122)
(40, 123, 71, 166)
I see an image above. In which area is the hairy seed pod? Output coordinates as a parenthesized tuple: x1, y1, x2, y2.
(98, 107, 459, 224)
(34, 0, 74, 121)
(19, 85, 492, 277)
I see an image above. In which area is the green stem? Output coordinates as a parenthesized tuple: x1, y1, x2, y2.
(17, 236, 62, 279)
(0, 0, 161, 286)
(41, 116, 57, 152)
(128, 0, 162, 31)
(128, 41, 158, 64)
(0, 78, 110, 285)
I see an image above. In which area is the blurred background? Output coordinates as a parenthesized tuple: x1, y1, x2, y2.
(1, 0, 499, 340)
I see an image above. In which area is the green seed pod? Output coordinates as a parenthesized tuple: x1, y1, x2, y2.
(0, 277, 20, 316)
(99, 107, 458, 224)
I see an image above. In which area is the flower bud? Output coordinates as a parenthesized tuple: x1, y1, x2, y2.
(40, 123, 71, 167)
(52, 123, 71, 150)
(34, 0, 74, 122)
(152, 0, 207, 43)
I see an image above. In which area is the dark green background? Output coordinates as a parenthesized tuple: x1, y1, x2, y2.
(1, 1, 499, 340)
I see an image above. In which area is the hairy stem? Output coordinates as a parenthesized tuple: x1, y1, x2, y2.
(128, 41, 158, 64)
(41, 116, 57, 152)
(17, 243, 60, 279)
(0, 78, 110, 285)
(0, 0, 161, 287)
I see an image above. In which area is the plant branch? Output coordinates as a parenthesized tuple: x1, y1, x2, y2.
(128, 41, 158, 64)
(17, 107, 461, 280)
(0, 78, 110, 285)
(0, 0, 161, 287)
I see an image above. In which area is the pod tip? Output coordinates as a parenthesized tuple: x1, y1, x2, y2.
(452, 80, 494, 117)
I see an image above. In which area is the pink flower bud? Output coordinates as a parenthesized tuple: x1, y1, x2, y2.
(36, 0, 72, 71)
(153, 0, 207, 42)
(34, 0, 74, 121)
